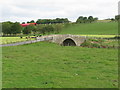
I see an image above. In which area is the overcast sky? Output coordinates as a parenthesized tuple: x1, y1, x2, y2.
(0, 0, 119, 22)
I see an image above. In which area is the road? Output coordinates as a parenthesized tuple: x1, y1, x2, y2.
(0, 36, 53, 47)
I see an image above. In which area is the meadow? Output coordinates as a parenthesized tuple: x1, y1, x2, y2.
(2, 22, 118, 88)
(61, 22, 118, 35)
(2, 42, 118, 88)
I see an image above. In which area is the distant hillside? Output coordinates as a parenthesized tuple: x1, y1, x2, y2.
(60, 22, 118, 35)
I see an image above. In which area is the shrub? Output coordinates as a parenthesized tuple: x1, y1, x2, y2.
(81, 41, 91, 47)
(81, 40, 101, 48)
(92, 43, 100, 48)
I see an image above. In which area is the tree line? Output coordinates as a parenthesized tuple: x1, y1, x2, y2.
(23, 18, 70, 24)
(2, 21, 64, 36)
(2, 18, 69, 36)
(22, 24, 64, 35)
(2, 22, 22, 35)
(76, 16, 98, 23)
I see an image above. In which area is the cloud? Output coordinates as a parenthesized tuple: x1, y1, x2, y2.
(0, 0, 119, 22)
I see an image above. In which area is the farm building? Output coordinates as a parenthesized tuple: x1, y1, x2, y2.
(20, 23, 37, 27)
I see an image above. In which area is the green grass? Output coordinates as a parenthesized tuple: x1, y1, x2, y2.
(87, 38, 119, 47)
(0, 37, 35, 44)
(2, 42, 118, 88)
(60, 22, 118, 35)
(101, 40, 118, 46)
(80, 35, 117, 38)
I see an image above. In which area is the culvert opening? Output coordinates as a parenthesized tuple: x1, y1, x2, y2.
(62, 39, 76, 46)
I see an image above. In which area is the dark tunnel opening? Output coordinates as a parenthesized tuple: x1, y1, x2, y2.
(62, 39, 76, 46)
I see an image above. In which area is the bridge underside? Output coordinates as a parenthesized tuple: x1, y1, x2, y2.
(62, 39, 76, 46)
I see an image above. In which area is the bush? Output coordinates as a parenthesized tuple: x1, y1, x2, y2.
(53, 24, 63, 34)
(81, 41, 91, 47)
(92, 43, 100, 48)
(81, 40, 100, 48)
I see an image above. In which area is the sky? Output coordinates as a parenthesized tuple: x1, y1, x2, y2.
(0, 0, 119, 23)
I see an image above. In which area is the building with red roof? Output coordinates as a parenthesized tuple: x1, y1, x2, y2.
(20, 23, 37, 27)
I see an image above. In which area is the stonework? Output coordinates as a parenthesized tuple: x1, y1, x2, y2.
(37, 34, 87, 46)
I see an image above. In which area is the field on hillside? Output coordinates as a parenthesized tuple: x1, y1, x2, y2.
(2, 42, 118, 88)
(61, 22, 118, 35)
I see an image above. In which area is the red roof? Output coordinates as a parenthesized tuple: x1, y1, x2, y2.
(20, 23, 37, 27)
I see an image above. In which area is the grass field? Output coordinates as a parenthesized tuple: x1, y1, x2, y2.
(2, 22, 118, 88)
(0, 37, 35, 45)
(2, 42, 118, 88)
(101, 40, 118, 46)
(60, 22, 118, 35)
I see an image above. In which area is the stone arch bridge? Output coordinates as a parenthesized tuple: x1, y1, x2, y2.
(37, 34, 87, 46)
(0, 34, 87, 47)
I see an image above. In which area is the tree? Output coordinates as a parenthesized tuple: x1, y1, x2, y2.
(23, 25, 35, 34)
(30, 20, 35, 23)
(11, 22, 22, 34)
(2, 21, 13, 35)
(111, 18, 115, 21)
(27, 21, 30, 23)
(36, 18, 70, 24)
(88, 16, 94, 23)
(76, 16, 84, 23)
(22, 22, 25, 24)
(53, 24, 63, 34)
(76, 16, 98, 23)
(42, 25, 54, 34)
(40, 25, 46, 35)
(36, 24, 54, 35)
(2, 21, 22, 35)
(31, 25, 37, 34)
(56, 18, 61, 23)
(36, 19, 40, 24)
(36, 24, 43, 32)
(83, 17, 87, 23)
(46, 25, 54, 34)
(63, 18, 70, 23)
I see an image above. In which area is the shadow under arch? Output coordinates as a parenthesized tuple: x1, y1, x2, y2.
(62, 38, 76, 46)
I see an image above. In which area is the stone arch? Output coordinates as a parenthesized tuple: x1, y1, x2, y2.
(62, 38, 76, 46)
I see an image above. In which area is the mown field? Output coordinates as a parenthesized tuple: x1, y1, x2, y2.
(2, 42, 118, 88)
(60, 22, 118, 35)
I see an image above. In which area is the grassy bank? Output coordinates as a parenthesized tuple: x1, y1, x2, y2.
(2, 42, 118, 88)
